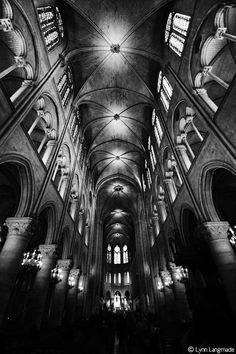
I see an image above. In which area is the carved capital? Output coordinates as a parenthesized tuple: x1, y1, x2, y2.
(0, 18, 13, 31)
(199, 221, 229, 242)
(57, 259, 72, 271)
(14, 56, 26, 67)
(4, 217, 35, 238)
(214, 27, 227, 40)
(202, 66, 212, 76)
(39, 244, 58, 259)
(69, 268, 80, 278)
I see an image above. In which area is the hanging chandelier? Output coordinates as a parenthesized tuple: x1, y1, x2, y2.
(21, 249, 42, 270)
(68, 274, 76, 288)
(51, 265, 63, 283)
(157, 278, 164, 291)
(161, 270, 173, 288)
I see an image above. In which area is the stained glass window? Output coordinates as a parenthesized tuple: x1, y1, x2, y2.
(114, 245, 121, 264)
(107, 244, 112, 263)
(37, 6, 64, 51)
(123, 245, 128, 263)
(165, 11, 190, 56)
(57, 66, 73, 107)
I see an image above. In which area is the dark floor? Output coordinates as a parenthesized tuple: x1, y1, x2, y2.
(0, 312, 163, 354)
(1, 310, 236, 354)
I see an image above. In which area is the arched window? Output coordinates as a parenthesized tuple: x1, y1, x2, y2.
(124, 272, 130, 284)
(123, 245, 128, 264)
(150, 145, 157, 171)
(118, 273, 121, 284)
(193, 5, 236, 112)
(146, 168, 152, 189)
(152, 110, 163, 147)
(107, 244, 112, 263)
(114, 245, 121, 264)
(157, 71, 173, 111)
(69, 109, 80, 145)
(114, 273, 117, 284)
(57, 66, 73, 107)
(37, 5, 64, 51)
(165, 12, 191, 56)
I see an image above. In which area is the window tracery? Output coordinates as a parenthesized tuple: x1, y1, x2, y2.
(157, 71, 173, 111)
(57, 66, 73, 107)
(114, 245, 121, 264)
(37, 6, 64, 51)
(165, 12, 190, 56)
(123, 244, 128, 264)
(107, 244, 112, 263)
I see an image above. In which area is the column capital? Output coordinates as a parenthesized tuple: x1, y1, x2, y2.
(4, 217, 35, 238)
(57, 259, 72, 271)
(175, 144, 187, 152)
(198, 221, 230, 241)
(14, 56, 26, 67)
(69, 268, 80, 278)
(0, 18, 13, 31)
(214, 27, 227, 40)
(163, 177, 173, 184)
(39, 244, 58, 259)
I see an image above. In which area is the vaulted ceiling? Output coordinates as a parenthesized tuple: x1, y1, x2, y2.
(61, 0, 172, 245)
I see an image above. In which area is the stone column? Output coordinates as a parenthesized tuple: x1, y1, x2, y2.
(0, 217, 34, 326)
(25, 244, 58, 329)
(42, 140, 57, 165)
(164, 178, 177, 203)
(175, 144, 191, 172)
(200, 222, 236, 317)
(157, 200, 167, 223)
(160, 270, 176, 323)
(152, 215, 160, 237)
(48, 259, 72, 328)
(64, 269, 80, 325)
(169, 262, 192, 322)
(59, 175, 69, 199)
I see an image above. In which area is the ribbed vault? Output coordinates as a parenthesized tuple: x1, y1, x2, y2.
(61, 0, 171, 244)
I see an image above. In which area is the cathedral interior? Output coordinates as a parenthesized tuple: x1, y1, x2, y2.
(1, 0, 236, 353)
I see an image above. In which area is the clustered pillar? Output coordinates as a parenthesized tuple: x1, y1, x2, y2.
(0, 217, 34, 326)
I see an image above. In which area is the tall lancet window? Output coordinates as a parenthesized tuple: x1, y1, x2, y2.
(123, 245, 128, 264)
(37, 6, 64, 51)
(114, 245, 121, 264)
(165, 12, 191, 57)
(107, 244, 112, 263)
(157, 71, 173, 112)
(57, 66, 73, 107)
(152, 111, 163, 147)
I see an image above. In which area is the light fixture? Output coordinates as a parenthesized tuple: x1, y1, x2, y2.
(21, 249, 42, 271)
(157, 278, 164, 291)
(161, 270, 173, 288)
(78, 284, 84, 293)
(110, 44, 120, 53)
(51, 265, 63, 283)
(169, 262, 189, 282)
(68, 274, 76, 288)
